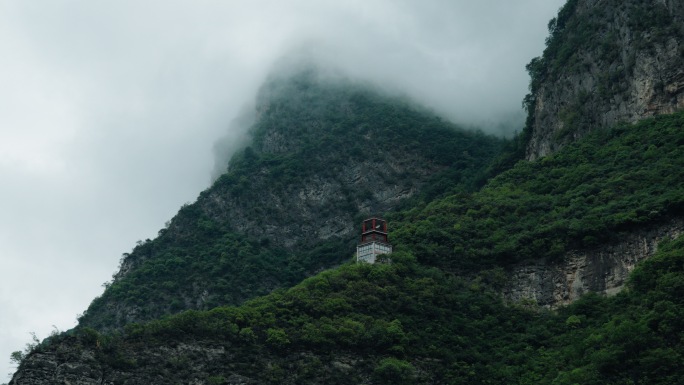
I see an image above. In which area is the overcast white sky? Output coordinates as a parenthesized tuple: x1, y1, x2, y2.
(0, 0, 565, 380)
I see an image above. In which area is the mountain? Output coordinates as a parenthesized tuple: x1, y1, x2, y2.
(9, 1, 684, 384)
(524, 0, 684, 160)
(76, 69, 504, 332)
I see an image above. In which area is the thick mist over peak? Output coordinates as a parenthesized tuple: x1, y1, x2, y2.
(0, 1, 565, 381)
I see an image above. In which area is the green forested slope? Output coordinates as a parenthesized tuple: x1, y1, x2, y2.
(392, 111, 684, 271)
(37, 230, 684, 384)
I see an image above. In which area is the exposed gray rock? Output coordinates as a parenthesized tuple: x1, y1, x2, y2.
(9, 341, 255, 385)
(503, 218, 684, 308)
(526, 0, 684, 160)
(9, 340, 381, 385)
(199, 155, 437, 250)
(9, 349, 103, 385)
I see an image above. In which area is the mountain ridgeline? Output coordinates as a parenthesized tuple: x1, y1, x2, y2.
(76, 70, 504, 331)
(9, 0, 684, 384)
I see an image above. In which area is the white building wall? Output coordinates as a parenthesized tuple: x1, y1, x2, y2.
(356, 242, 393, 264)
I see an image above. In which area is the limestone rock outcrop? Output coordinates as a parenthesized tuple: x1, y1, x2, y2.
(525, 0, 684, 160)
(504, 218, 684, 307)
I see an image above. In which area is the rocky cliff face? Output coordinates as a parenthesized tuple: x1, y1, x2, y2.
(525, 0, 684, 160)
(504, 217, 684, 307)
(199, 143, 437, 250)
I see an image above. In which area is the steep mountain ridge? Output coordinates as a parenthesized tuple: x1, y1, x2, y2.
(524, 0, 684, 160)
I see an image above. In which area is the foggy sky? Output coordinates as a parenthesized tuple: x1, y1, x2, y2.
(0, 0, 565, 380)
